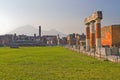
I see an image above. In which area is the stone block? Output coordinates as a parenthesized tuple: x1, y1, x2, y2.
(106, 48, 112, 56)
(101, 48, 106, 56)
(111, 47, 119, 55)
(101, 47, 111, 56)
(80, 46, 85, 52)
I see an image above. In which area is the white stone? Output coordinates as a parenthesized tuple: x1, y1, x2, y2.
(90, 22, 95, 33)
(96, 38, 101, 48)
(86, 39, 90, 51)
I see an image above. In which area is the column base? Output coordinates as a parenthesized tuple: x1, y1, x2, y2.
(90, 48, 95, 53)
(86, 46, 90, 52)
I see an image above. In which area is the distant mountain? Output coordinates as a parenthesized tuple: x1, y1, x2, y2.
(8, 25, 66, 38)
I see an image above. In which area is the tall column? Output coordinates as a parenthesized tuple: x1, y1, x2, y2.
(39, 25, 41, 40)
(95, 19, 101, 53)
(90, 21, 95, 51)
(34, 33, 36, 40)
(86, 24, 90, 51)
(76, 35, 80, 49)
(57, 34, 60, 46)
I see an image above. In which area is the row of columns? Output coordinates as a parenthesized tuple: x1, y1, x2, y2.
(86, 19, 101, 52)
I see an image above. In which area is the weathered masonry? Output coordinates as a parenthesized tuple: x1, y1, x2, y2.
(101, 25, 120, 47)
(84, 11, 103, 53)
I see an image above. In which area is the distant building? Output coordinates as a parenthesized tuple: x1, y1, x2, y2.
(67, 33, 76, 46)
(41, 35, 58, 46)
(67, 33, 86, 48)
(61, 37, 67, 45)
(0, 25, 59, 47)
(0, 34, 13, 46)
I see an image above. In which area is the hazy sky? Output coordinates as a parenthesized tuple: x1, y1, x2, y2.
(0, 0, 120, 35)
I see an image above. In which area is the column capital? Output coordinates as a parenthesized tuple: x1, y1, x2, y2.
(96, 18, 101, 23)
(85, 23, 90, 27)
(90, 20, 95, 23)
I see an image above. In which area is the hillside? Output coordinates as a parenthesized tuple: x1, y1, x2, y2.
(8, 25, 66, 37)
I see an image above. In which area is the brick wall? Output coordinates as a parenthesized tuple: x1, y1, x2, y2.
(112, 25, 120, 47)
(101, 25, 120, 47)
(101, 26, 112, 47)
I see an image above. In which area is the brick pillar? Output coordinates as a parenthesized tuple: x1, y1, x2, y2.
(95, 19, 101, 53)
(86, 24, 90, 51)
(90, 21, 95, 51)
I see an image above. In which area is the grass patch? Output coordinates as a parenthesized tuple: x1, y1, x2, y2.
(0, 47, 120, 80)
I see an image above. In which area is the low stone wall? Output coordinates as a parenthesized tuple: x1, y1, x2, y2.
(64, 45, 120, 63)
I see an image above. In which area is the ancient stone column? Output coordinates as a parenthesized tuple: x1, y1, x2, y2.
(95, 19, 101, 53)
(57, 34, 60, 46)
(39, 25, 41, 40)
(34, 33, 36, 40)
(90, 21, 95, 51)
(67, 35, 71, 46)
(84, 11, 103, 53)
(86, 23, 90, 51)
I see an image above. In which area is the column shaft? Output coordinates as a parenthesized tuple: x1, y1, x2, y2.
(90, 21, 95, 49)
(95, 19, 101, 51)
(86, 24, 90, 51)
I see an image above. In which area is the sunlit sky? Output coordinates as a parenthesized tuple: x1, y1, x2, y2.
(0, 0, 120, 35)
